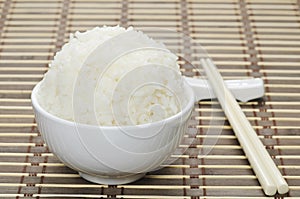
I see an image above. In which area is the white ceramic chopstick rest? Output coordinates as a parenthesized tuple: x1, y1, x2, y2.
(185, 77, 264, 102)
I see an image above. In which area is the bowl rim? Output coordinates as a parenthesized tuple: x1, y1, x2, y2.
(31, 79, 195, 130)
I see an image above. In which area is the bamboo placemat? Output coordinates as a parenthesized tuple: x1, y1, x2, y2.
(0, 0, 300, 198)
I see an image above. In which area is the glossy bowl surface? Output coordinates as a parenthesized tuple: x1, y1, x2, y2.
(31, 80, 195, 184)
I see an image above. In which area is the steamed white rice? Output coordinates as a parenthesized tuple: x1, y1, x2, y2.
(37, 26, 186, 126)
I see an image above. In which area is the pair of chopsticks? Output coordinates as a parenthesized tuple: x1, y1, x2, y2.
(200, 58, 289, 196)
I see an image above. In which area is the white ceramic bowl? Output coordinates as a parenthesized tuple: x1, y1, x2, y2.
(31, 80, 195, 185)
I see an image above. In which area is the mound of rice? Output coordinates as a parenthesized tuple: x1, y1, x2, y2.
(37, 26, 186, 126)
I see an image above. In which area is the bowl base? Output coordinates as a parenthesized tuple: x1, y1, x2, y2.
(79, 172, 146, 185)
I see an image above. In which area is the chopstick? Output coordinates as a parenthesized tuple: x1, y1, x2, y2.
(200, 58, 289, 196)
